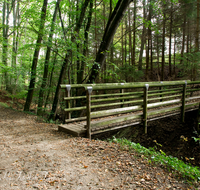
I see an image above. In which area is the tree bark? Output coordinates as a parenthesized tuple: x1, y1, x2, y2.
(2, 0, 11, 91)
(37, 0, 61, 116)
(138, 0, 146, 71)
(78, 0, 93, 84)
(169, 2, 173, 77)
(180, 15, 186, 64)
(24, 0, 48, 112)
(87, 0, 133, 83)
(161, 12, 166, 81)
(48, 0, 90, 120)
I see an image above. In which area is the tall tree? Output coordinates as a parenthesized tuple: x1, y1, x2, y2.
(37, 0, 61, 116)
(138, 0, 146, 71)
(48, 0, 90, 120)
(24, 0, 48, 111)
(87, 0, 133, 83)
(169, 1, 173, 76)
(2, 0, 12, 91)
(161, 11, 166, 81)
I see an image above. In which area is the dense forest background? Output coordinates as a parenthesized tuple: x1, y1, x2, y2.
(0, 0, 199, 119)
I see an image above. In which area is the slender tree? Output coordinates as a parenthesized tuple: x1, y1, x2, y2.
(24, 0, 48, 111)
(48, 0, 90, 120)
(138, 0, 146, 71)
(87, 0, 133, 83)
(37, 0, 61, 116)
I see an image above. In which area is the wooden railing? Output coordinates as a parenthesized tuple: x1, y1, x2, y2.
(60, 80, 200, 139)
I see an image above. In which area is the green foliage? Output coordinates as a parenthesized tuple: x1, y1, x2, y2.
(178, 52, 200, 80)
(116, 63, 144, 82)
(108, 137, 200, 182)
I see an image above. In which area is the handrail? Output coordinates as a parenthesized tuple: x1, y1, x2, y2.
(59, 80, 200, 139)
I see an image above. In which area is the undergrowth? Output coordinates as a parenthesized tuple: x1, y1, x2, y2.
(108, 137, 200, 183)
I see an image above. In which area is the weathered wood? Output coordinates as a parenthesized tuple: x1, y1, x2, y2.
(64, 96, 86, 100)
(143, 84, 149, 134)
(148, 87, 182, 94)
(58, 124, 86, 137)
(197, 103, 200, 132)
(159, 82, 163, 102)
(60, 80, 191, 89)
(86, 81, 191, 91)
(86, 87, 92, 139)
(90, 105, 142, 117)
(88, 113, 142, 128)
(91, 94, 143, 103)
(148, 90, 183, 97)
(65, 85, 71, 120)
(64, 106, 86, 112)
(181, 82, 187, 122)
(59, 80, 200, 138)
(147, 99, 181, 109)
(65, 116, 87, 123)
(120, 89, 124, 108)
(147, 105, 181, 116)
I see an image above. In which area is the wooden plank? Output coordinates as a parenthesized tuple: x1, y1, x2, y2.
(65, 116, 87, 123)
(64, 96, 86, 100)
(60, 80, 191, 89)
(88, 113, 143, 128)
(90, 105, 142, 117)
(86, 88, 92, 139)
(91, 121, 141, 135)
(64, 106, 86, 112)
(147, 99, 181, 109)
(143, 85, 148, 134)
(58, 124, 86, 137)
(147, 106, 181, 116)
(181, 82, 187, 122)
(65, 86, 71, 119)
(91, 94, 143, 103)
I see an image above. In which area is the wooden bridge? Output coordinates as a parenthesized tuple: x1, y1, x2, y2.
(58, 80, 200, 139)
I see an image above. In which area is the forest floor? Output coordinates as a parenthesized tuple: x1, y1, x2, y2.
(0, 91, 200, 189)
(0, 106, 200, 190)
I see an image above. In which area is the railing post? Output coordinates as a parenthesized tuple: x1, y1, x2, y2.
(181, 81, 187, 123)
(120, 83, 124, 108)
(65, 85, 71, 120)
(160, 81, 163, 102)
(86, 87, 92, 139)
(196, 103, 200, 132)
(143, 84, 149, 134)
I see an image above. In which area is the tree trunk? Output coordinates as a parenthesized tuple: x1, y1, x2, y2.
(87, 0, 133, 83)
(180, 15, 186, 64)
(37, 0, 61, 116)
(145, 0, 151, 81)
(161, 12, 166, 81)
(128, 6, 133, 65)
(133, 0, 136, 66)
(78, 0, 93, 84)
(24, 0, 48, 112)
(169, 2, 173, 77)
(2, 0, 11, 91)
(138, 0, 146, 71)
(48, 0, 90, 120)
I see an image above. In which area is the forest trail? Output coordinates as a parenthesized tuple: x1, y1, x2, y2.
(0, 105, 199, 189)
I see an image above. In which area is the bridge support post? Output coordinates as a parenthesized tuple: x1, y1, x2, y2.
(143, 84, 149, 134)
(196, 103, 200, 132)
(65, 85, 71, 121)
(159, 81, 163, 102)
(181, 81, 187, 123)
(86, 87, 92, 139)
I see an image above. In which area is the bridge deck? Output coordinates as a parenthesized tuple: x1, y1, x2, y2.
(58, 107, 198, 137)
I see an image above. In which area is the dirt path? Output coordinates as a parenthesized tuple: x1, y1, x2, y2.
(0, 106, 198, 189)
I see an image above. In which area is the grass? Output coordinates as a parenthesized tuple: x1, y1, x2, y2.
(0, 102, 9, 108)
(108, 137, 200, 183)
